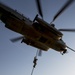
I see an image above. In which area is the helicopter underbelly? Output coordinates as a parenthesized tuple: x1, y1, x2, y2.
(1, 14, 67, 52)
(5, 19, 64, 52)
(1, 14, 66, 52)
(0, 3, 66, 52)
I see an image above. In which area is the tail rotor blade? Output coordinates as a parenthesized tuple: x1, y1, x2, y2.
(53, 0, 74, 21)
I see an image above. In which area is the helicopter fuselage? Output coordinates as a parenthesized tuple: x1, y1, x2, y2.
(0, 2, 67, 54)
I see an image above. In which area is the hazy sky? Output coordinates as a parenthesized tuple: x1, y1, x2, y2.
(0, 0, 75, 75)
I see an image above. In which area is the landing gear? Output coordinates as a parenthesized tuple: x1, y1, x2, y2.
(21, 38, 32, 45)
(60, 49, 67, 55)
(21, 38, 24, 43)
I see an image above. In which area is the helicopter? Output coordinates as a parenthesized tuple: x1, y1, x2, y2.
(0, 0, 75, 55)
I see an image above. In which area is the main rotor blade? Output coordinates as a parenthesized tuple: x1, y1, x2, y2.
(53, 0, 74, 21)
(66, 46, 75, 52)
(36, 0, 43, 18)
(10, 36, 24, 43)
(58, 29, 75, 32)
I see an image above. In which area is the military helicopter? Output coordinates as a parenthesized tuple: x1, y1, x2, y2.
(0, 0, 75, 55)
